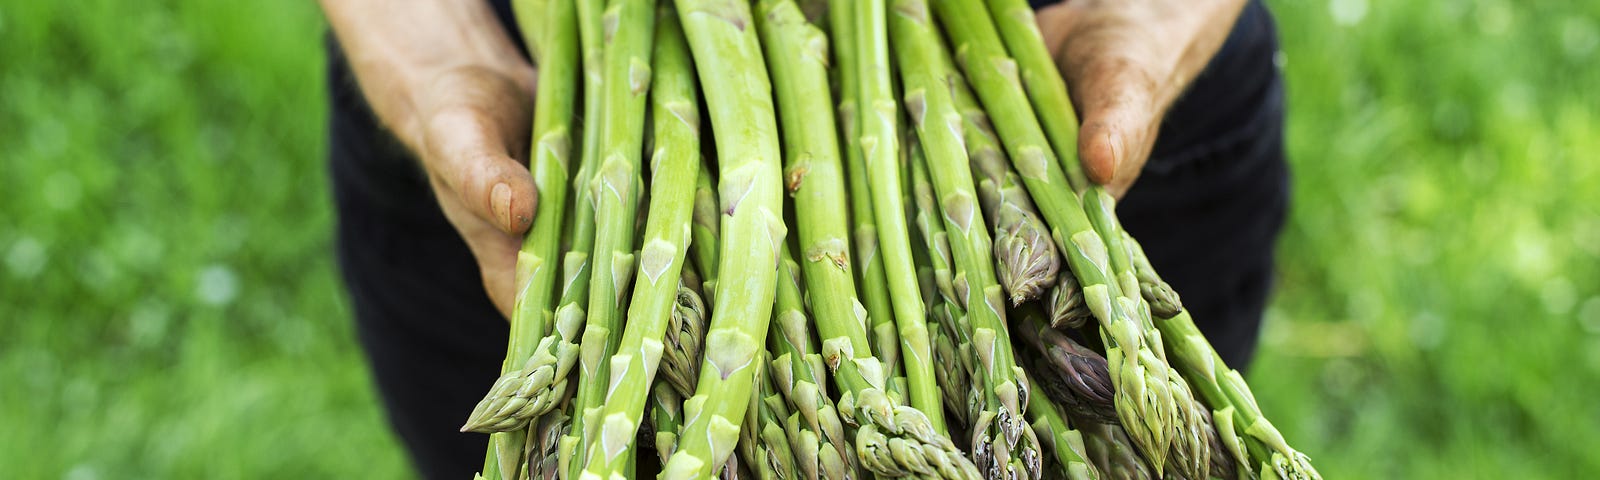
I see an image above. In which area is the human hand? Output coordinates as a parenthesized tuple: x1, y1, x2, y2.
(1036, 0, 1248, 197)
(322, 0, 538, 319)
(410, 66, 539, 320)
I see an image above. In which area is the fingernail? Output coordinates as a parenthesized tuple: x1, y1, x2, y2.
(491, 182, 512, 231)
(1104, 129, 1122, 176)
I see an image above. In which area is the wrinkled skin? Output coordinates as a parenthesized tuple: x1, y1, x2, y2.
(1037, 0, 1248, 197)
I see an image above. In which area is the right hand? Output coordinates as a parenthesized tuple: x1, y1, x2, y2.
(320, 0, 540, 319)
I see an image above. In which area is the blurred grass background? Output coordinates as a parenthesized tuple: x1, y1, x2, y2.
(1, 0, 1597, 478)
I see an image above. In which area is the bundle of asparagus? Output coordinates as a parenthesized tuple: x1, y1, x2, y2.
(463, 0, 1320, 479)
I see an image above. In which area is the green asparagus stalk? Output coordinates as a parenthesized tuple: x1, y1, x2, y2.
(910, 143, 975, 432)
(739, 351, 800, 480)
(691, 165, 720, 303)
(828, 0, 902, 382)
(579, 6, 698, 475)
(908, 110, 974, 428)
(1129, 238, 1320, 480)
(511, 0, 551, 63)
(750, 3, 870, 476)
(470, 2, 579, 477)
(572, 0, 607, 256)
(981, 0, 1087, 189)
(1078, 422, 1153, 480)
(848, 0, 944, 428)
(909, 144, 957, 306)
(1025, 390, 1100, 480)
(661, 0, 787, 476)
(760, 3, 973, 477)
(546, 0, 608, 473)
(652, 383, 685, 464)
(944, 53, 1061, 305)
(767, 245, 846, 480)
(567, 0, 658, 474)
(829, 155, 978, 480)
(753, 0, 867, 440)
(928, 0, 1182, 472)
(890, 2, 1043, 477)
(1081, 195, 1211, 480)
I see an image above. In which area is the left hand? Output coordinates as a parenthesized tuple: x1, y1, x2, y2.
(1037, 0, 1248, 197)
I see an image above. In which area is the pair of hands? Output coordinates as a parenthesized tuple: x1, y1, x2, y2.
(322, 0, 1246, 319)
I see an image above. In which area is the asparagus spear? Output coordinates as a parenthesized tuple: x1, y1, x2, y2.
(469, 3, 579, 477)
(661, 0, 787, 476)
(653, 382, 685, 464)
(910, 143, 974, 432)
(981, 0, 1087, 189)
(909, 143, 957, 306)
(1078, 422, 1153, 480)
(1080, 194, 1211, 480)
(891, 2, 1044, 477)
(848, 0, 944, 427)
(928, 0, 1183, 472)
(547, 0, 609, 474)
(767, 245, 847, 480)
(761, 3, 972, 477)
(579, 6, 699, 475)
(828, 0, 903, 389)
(739, 351, 800, 480)
(511, 0, 551, 63)
(944, 53, 1061, 305)
(753, 1, 871, 448)
(1025, 389, 1100, 480)
(759, 251, 863, 480)
(566, 0, 659, 474)
(1129, 238, 1320, 480)
(690, 165, 720, 303)
(654, 267, 708, 465)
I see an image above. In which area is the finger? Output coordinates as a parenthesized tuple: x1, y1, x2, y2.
(417, 67, 538, 236)
(1068, 51, 1163, 189)
(425, 108, 539, 236)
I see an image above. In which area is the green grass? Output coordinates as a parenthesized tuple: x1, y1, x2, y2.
(1, 0, 1597, 478)
(0, 0, 408, 477)
(1258, 0, 1600, 478)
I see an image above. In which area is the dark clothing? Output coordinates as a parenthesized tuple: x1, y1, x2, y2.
(325, 2, 1287, 478)
(1119, 1, 1288, 371)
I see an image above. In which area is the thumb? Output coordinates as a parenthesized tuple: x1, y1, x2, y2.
(1072, 57, 1161, 189)
(417, 66, 539, 236)
(422, 106, 538, 236)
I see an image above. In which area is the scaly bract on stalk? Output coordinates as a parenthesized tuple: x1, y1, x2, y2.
(662, 0, 786, 476)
